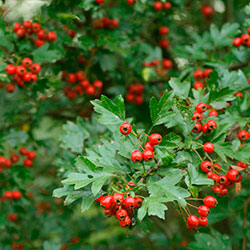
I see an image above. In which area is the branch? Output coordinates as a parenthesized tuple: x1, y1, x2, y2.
(230, 61, 250, 71)
(139, 160, 161, 183)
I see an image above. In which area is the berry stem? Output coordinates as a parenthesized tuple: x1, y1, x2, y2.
(180, 203, 191, 216)
(186, 202, 199, 209)
(205, 152, 214, 163)
(186, 198, 203, 201)
(192, 148, 203, 161)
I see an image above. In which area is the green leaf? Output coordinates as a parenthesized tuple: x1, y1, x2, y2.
(169, 78, 190, 99)
(62, 173, 92, 189)
(214, 142, 235, 162)
(188, 164, 213, 186)
(150, 91, 174, 126)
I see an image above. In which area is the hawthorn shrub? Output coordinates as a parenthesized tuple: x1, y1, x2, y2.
(0, 0, 250, 249)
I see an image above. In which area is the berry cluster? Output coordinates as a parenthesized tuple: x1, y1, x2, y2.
(0, 147, 36, 171)
(125, 83, 145, 105)
(62, 71, 103, 99)
(143, 58, 173, 74)
(12, 242, 25, 250)
(14, 21, 57, 47)
(2, 190, 22, 201)
(186, 196, 217, 230)
(120, 122, 162, 163)
(95, 190, 143, 228)
(232, 27, 250, 48)
(153, 1, 172, 11)
(93, 18, 119, 29)
(5, 58, 41, 92)
(193, 69, 213, 90)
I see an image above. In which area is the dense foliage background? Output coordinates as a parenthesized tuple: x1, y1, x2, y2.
(0, 0, 249, 249)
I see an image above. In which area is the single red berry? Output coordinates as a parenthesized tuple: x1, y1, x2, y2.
(95, 195, 103, 203)
(80, 79, 90, 89)
(219, 187, 228, 196)
(162, 59, 172, 69)
(109, 19, 119, 28)
(149, 133, 162, 145)
(34, 39, 46, 47)
(119, 215, 131, 227)
(213, 163, 221, 173)
(198, 217, 208, 227)
(116, 209, 127, 221)
(192, 122, 202, 133)
(93, 80, 103, 89)
(134, 197, 143, 208)
(195, 102, 207, 113)
(203, 69, 213, 78)
(76, 71, 86, 81)
(19, 147, 28, 155)
(226, 169, 240, 182)
(72, 236, 80, 244)
(207, 171, 213, 178)
(163, 2, 172, 10)
(234, 92, 243, 98)
(23, 20, 32, 29)
(208, 110, 218, 117)
(241, 34, 250, 45)
(5, 64, 16, 75)
(159, 39, 170, 49)
(203, 196, 217, 207)
(16, 28, 26, 37)
(22, 58, 33, 68)
(112, 193, 124, 205)
(6, 84, 15, 93)
(211, 173, 219, 182)
(32, 22, 41, 33)
(11, 154, 19, 163)
(144, 142, 154, 152)
(86, 85, 95, 95)
(134, 95, 144, 105)
(192, 112, 202, 121)
(4, 159, 12, 168)
(236, 161, 247, 169)
(200, 161, 213, 173)
(187, 215, 199, 226)
(66, 73, 76, 84)
(31, 63, 41, 74)
(193, 81, 204, 90)
(238, 130, 248, 141)
(143, 150, 154, 162)
(67, 29, 76, 38)
(104, 209, 113, 217)
(100, 196, 113, 209)
(30, 74, 38, 82)
(13, 22, 21, 32)
(47, 31, 57, 42)
(193, 70, 204, 80)
(37, 30, 47, 40)
(131, 150, 143, 163)
(12, 190, 22, 200)
(218, 175, 228, 185)
(95, 0, 105, 3)
(207, 120, 217, 130)
(16, 66, 26, 76)
(202, 124, 211, 134)
(198, 205, 210, 217)
(124, 196, 135, 209)
(24, 158, 33, 168)
(154, 1, 163, 11)
(120, 122, 132, 135)
(233, 37, 242, 48)
(27, 151, 36, 160)
(212, 185, 221, 195)
(159, 26, 170, 35)
(8, 213, 18, 222)
(202, 5, 214, 16)
(23, 72, 32, 82)
(3, 191, 13, 199)
(203, 142, 214, 153)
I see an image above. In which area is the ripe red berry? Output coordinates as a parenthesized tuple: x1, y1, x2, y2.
(198, 217, 208, 227)
(144, 142, 154, 152)
(238, 130, 248, 141)
(27, 151, 36, 160)
(120, 122, 132, 135)
(16, 28, 26, 37)
(112, 193, 124, 205)
(31, 63, 41, 74)
(6, 84, 15, 93)
(47, 31, 57, 42)
(195, 102, 207, 113)
(198, 205, 210, 217)
(116, 209, 127, 221)
(159, 39, 170, 49)
(192, 112, 202, 121)
(131, 150, 143, 163)
(207, 171, 213, 178)
(5, 64, 16, 75)
(159, 26, 169, 35)
(66, 73, 76, 84)
(16, 66, 26, 76)
(163, 2, 172, 10)
(192, 122, 202, 133)
(134, 95, 144, 105)
(241, 34, 250, 45)
(162, 59, 172, 69)
(100, 196, 113, 209)
(13, 22, 21, 32)
(154, 1, 163, 11)
(149, 133, 162, 145)
(124, 196, 135, 209)
(206, 120, 217, 130)
(226, 169, 240, 182)
(135, 197, 143, 208)
(218, 175, 228, 185)
(211, 173, 219, 182)
(80, 79, 90, 89)
(3, 191, 13, 199)
(32, 22, 41, 33)
(37, 30, 47, 40)
(11, 154, 19, 163)
(200, 161, 212, 173)
(213, 163, 221, 173)
(234, 91, 243, 98)
(8, 213, 18, 221)
(187, 215, 199, 226)
(95, 195, 103, 202)
(93, 80, 103, 89)
(143, 150, 154, 162)
(86, 85, 95, 95)
(30, 74, 38, 82)
(19, 147, 28, 155)
(23, 72, 32, 82)
(34, 39, 46, 47)
(212, 185, 221, 195)
(208, 110, 218, 117)
(23, 20, 32, 29)
(24, 158, 33, 168)
(193, 81, 204, 90)
(202, 124, 211, 134)
(119, 215, 131, 227)
(203, 196, 217, 207)
(236, 161, 247, 169)
(203, 142, 214, 153)
(233, 37, 242, 48)
(95, 0, 105, 3)
(203, 69, 213, 78)
(202, 5, 214, 16)
(193, 70, 204, 80)
(22, 58, 33, 68)
(12, 190, 22, 200)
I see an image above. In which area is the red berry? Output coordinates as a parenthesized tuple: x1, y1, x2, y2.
(241, 34, 250, 45)
(192, 112, 202, 121)
(126, 93, 134, 103)
(187, 215, 199, 226)
(159, 26, 169, 35)
(93, 80, 103, 89)
(198, 217, 208, 227)
(116, 209, 127, 221)
(124, 196, 135, 209)
(13, 22, 21, 32)
(23, 20, 32, 29)
(154, 1, 163, 11)
(16, 66, 26, 76)
(203, 196, 217, 207)
(95, 0, 105, 3)
(16, 28, 26, 37)
(162, 59, 172, 69)
(127, 0, 137, 5)
(100, 196, 113, 209)
(119, 216, 131, 227)
(202, 5, 214, 16)
(193, 70, 204, 80)
(6, 84, 15, 93)
(34, 39, 46, 47)
(86, 85, 95, 95)
(95, 195, 103, 202)
(219, 187, 228, 196)
(32, 22, 41, 33)
(30, 74, 38, 82)
(144, 142, 154, 152)
(37, 30, 47, 40)
(233, 37, 242, 48)
(131, 150, 143, 163)
(104, 209, 113, 217)
(192, 122, 202, 133)
(211, 173, 219, 182)
(76, 71, 86, 81)
(218, 175, 228, 185)
(31, 63, 41, 74)
(207, 120, 217, 130)
(203, 142, 214, 153)
(12, 190, 22, 200)
(134, 197, 143, 208)
(19, 147, 28, 155)
(159, 39, 169, 49)
(24, 158, 33, 168)
(200, 161, 212, 173)
(208, 110, 218, 117)
(23, 72, 32, 82)
(22, 58, 33, 68)
(163, 2, 172, 10)
(212, 185, 221, 195)
(193, 81, 204, 90)
(207, 171, 213, 178)
(109, 19, 119, 28)
(149, 133, 162, 145)
(8, 213, 18, 221)
(236, 161, 247, 169)
(27, 151, 36, 160)
(226, 169, 240, 182)
(5, 64, 16, 75)
(195, 102, 207, 113)
(67, 29, 76, 38)
(11, 154, 19, 163)
(198, 205, 210, 217)
(202, 124, 211, 134)
(120, 122, 132, 135)
(143, 150, 154, 162)
(80, 79, 90, 89)
(238, 130, 248, 141)
(66, 73, 76, 84)
(234, 91, 243, 98)
(3, 191, 13, 199)
(112, 193, 124, 205)
(203, 69, 213, 78)
(213, 163, 221, 173)
(134, 95, 144, 105)
(47, 31, 57, 42)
